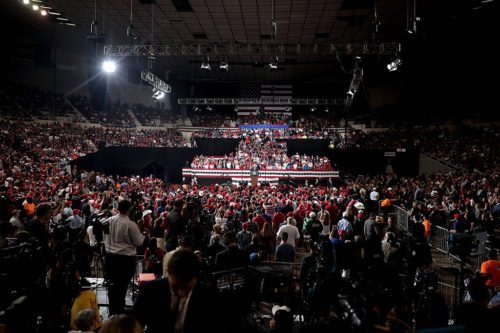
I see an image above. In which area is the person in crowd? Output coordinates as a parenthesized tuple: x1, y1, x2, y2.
(276, 216, 300, 248)
(144, 237, 166, 277)
(163, 236, 193, 277)
(100, 314, 143, 333)
(270, 305, 294, 333)
(480, 249, 500, 291)
(215, 230, 249, 270)
(70, 281, 101, 332)
(134, 250, 220, 333)
(103, 199, 146, 315)
(68, 308, 99, 333)
(275, 232, 296, 263)
(236, 222, 252, 250)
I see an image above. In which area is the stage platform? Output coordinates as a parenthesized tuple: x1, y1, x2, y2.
(182, 168, 339, 185)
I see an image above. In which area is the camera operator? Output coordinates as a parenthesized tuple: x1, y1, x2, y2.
(103, 199, 146, 315)
(165, 199, 186, 252)
(25, 203, 53, 258)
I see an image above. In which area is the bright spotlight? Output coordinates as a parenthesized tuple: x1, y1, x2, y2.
(387, 58, 402, 72)
(23, 0, 30, 5)
(41, 10, 47, 16)
(152, 89, 165, 100)
(32, 4, 39, 10)
(102, 60, 117, 73)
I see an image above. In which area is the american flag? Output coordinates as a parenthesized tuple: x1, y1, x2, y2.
(238, 83, 293, 115)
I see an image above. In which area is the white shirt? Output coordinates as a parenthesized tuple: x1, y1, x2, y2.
(276, 224, 300, 247)
(104, 213, 145, 256)
(171, 289, 193, 333)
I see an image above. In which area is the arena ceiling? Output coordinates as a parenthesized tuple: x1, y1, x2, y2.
(1, 0, 497, 83)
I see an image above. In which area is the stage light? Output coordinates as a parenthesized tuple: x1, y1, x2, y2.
(32, 4, 39, 10)
(152, 89, 165, 100)
(269, 56, 278, 71)
(41, 10, 47, 16)
(206, 106, 213, 112)
(325, 107, 329, 113)
(23, 0, 30, 5)
(310, 106, 316, 112)
(201, 56, 211, 71)
(219, 61, 229, 72)
(102, 60, 117, 73)
(387, 58, 402, 72)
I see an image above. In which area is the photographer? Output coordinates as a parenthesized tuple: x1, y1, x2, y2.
(165, 199, 186, 252)
(104, 199, 146, 315)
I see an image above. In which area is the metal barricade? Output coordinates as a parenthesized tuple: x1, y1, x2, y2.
(431, 225, 451, 255)
(393, 205, 410, 232)
(438, 282, 457, 319)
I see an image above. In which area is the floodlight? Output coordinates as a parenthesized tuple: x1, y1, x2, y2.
(152, 89, 165, 100)
(32, 4, 39, 10)
(102, 60, 117, 73)
(23, 0, 30, 5)
(41, 10, 47, 16)
(219, 61, 229, 72)
(201, 56, 211, 71)
(269, 56, 278, 70)
(387, 58, 402, 72)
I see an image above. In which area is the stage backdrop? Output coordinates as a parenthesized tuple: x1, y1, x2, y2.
(72, 141, 419, 183)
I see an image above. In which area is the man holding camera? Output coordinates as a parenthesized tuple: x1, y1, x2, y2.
(104, 199, 145, 315)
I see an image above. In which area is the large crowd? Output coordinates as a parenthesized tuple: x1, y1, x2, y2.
(1, 87, 500, 333)
(190, 131, 332, 171)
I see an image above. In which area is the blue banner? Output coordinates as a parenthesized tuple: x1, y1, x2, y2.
(239, 124, 288, 130)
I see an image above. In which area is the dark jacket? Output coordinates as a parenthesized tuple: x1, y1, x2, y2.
(133, 277, 220, 333)
(215, 245, 249, 271)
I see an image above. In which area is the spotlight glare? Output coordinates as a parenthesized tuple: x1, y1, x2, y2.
(41, 10, 47, 16)
(102, 60, 117, 73)
(32, 4, 39, 10)
(23, 0, 30, 5)
(387, 58, 402, 72)
(152, 90, 165, 100)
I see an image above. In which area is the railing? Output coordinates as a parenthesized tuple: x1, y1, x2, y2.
(421, 151, 462, 171)
(393, 205, 410, 231)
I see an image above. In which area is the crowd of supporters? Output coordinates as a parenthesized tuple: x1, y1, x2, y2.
(190, 131, 332, 171)
(348, 126, 500, 171)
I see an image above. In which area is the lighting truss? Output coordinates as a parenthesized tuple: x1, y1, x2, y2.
(104, 42, 401, 57)
(140, 70, 171, 93)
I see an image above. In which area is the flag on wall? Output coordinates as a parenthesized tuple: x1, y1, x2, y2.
(238, 83, 293, 115)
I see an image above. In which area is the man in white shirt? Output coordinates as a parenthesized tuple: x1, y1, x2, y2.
(104, 199, 145, 315)
(276, 217, 300, 247)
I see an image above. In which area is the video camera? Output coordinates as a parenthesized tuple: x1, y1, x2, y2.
(90, 210, 112, 243)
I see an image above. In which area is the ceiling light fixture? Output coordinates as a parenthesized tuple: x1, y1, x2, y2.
(200, 56, 211, 71)
(219, 57, 229, 72)
(269, 55, 278, 71)
(387, 57, 402, 72)
(152, 89, 165, 100)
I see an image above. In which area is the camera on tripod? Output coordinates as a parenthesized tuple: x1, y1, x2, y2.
(90, 210, 112, 243)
